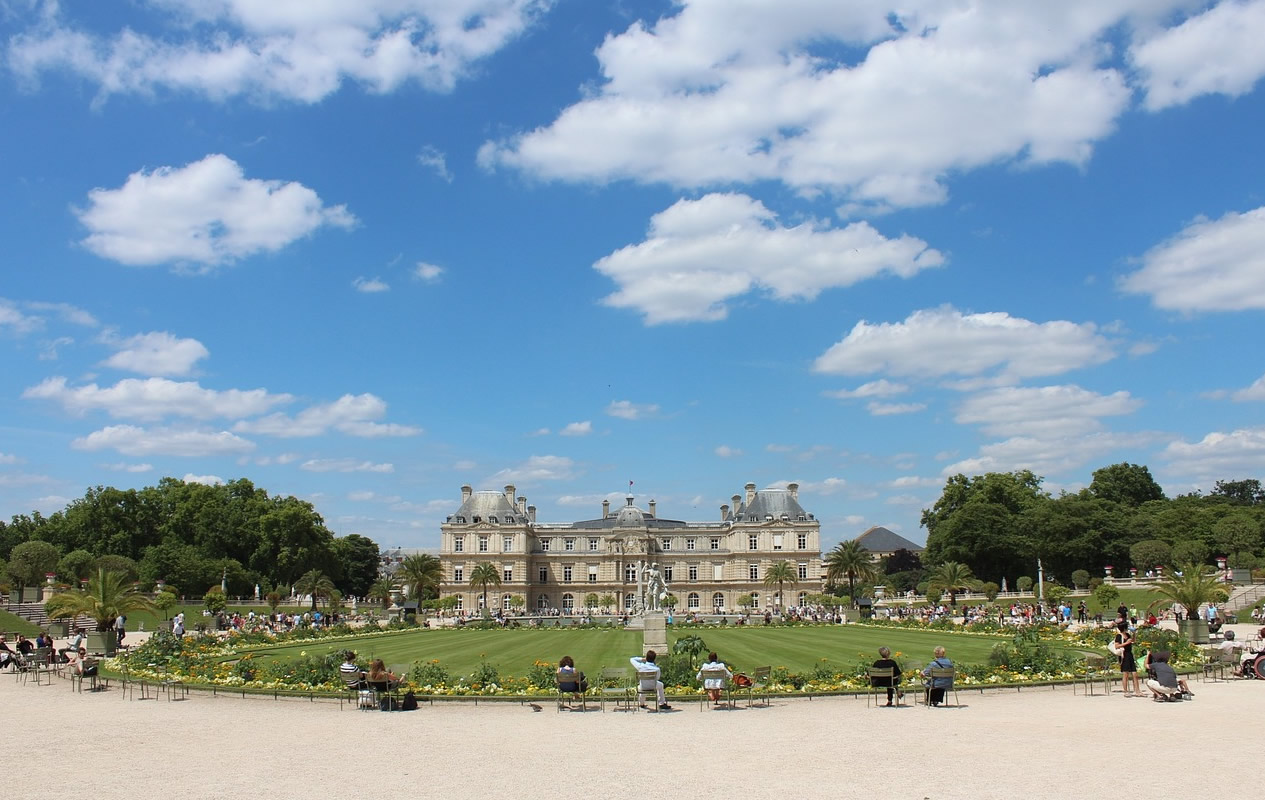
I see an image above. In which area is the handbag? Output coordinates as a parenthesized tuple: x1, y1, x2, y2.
(358, 689, 374, 708)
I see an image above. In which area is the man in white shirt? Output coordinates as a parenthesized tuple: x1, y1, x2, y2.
(631, 651, 671, 710)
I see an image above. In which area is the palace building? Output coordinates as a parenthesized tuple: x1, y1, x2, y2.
(438, 482, 824, 614)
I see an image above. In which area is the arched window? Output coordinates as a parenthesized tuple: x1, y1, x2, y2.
(798, 592, 807, 606)
(477, 594, 486, 609)
(687, 592, 700, 610)
(561, 593, 574, 611)
(750, 592, 759, 608)
(454, 596, 464, 611)
(624, 594, 635, 610)
(537, 594, 549, 610)
(712, 592, 724, 610)
(502, 594, 512, 610)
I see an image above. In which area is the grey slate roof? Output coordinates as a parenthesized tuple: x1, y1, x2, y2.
(571, 497, 686, 530)
(451, 491, 526, 523)
(731, 488, 810, 522)
(855, 526, 923, 552)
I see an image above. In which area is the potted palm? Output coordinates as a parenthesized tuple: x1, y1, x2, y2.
(1154, 563, 1228, 644)
(44, 568, 158, 656)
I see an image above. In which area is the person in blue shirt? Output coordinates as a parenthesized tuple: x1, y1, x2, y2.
(921, 646, 953, 707)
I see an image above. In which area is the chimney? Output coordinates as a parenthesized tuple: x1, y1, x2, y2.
(721, 503, 729, 521)
(602, 499, 610, 518)
(732, 494, 742, 511)
(745, 482, 756, 504)
(648, 499, 656, 518)
(504, 484, 516, 506)
(517, 496, 527, 514)
(527, 504, 536, 523)
(788, 482, 799, 500)
(461, 484, 472, 502)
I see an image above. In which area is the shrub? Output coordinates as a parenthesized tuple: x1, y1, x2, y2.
(469, 661, 500, 688)
(980, 581, 1000, 601)
(1094, 582, 1120, 609)
(1071, 570, 1090, 589)
(987, 628, 1077, 673)
(408, 660, 451, 687)
(1016, 576, 1033, 593)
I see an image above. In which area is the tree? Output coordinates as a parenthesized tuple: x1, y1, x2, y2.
(264, 590, 281, 613)
(7, 540, 60, 594)
(294, 569, 336, 611)
(926, 561, 977, 606)
(94, 554, 139, 582)
(824, 540, 877, 607)
(1129, 539, 1171, 572)
(736, 593, 754, 612)
(332, 533, 381, 598)
(204, 586, 227, 615)
(1212, 511, 1262, 556)
(1153, 564, 1229, 620)
(881, 548, 922, 574)
(44, 567, 156, 631)
(762, 560, 798, 607)
(672, 634, 708, 667)
(1045, 584, 1071, 606)
(1088, 462, 1165, 507)
(154, 590, 178, 619)
(397, 553, 442, 601)
(1211, 479, 1265, 505)
(1171, 540, 1210, 568)
(367, 578, 395, 609)
(1070, 569, 1090, 589)
(57, 549, 96, 584)
(585, 592, 599, 609)
(508, 595, 525, 613)
(599, 593, 615, 612)
(468, 563, 501, 610)
(980, 581, 1000, 601)
(251, 498, 336, 588)
(1093, 582, 1120, 611)
(1016, 576, 1034, 593)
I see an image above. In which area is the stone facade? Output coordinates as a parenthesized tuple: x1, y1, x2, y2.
(438, 482, 824, 614)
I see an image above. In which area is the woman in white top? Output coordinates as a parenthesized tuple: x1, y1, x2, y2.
(696, 652, 732, 702)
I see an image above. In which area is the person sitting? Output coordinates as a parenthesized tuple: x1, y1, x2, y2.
(0, 635, 15, 670)
(1145, 651, 1190, 701)
(556, 655, 585, 694)
(15, 634, 34, 657)
(339, 651, 365, 689)
(921, 646, 953, 707)
(366, 659, 399, 689)
(631, 650, 671, 710)
(65, 647, 98, 678)
(1208, 614, 1224, 635)
(696, 651, 732, 703)
(871, 646, 904, 707)
(59, 629, 86, 663)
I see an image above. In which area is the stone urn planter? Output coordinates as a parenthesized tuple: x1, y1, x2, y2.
(85, 629, 118, 657)
(1177, 617, 1209, 644)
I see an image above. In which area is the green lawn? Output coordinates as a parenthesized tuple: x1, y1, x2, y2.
(0, 608, 40, 636)
(242, 624, 1037, 679)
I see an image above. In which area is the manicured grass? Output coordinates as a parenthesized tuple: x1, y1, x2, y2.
(242, 624, 1041, 679)
(0, 609, 40, 636)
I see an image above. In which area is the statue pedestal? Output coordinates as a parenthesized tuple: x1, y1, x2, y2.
(642, 611, 668, 656)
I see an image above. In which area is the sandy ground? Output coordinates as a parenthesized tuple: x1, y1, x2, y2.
(3, 663, 1261, 800)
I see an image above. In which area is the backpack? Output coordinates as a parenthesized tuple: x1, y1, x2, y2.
(401, 690, 418, 711)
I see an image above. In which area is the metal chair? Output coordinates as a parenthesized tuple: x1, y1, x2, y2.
(922, 667, 958, 707)
(555, 669, 587, 712)
(28, 647, 55, 686)
(867, 666, 897, 707)
(697, 665, 733, 710)
(743, 666, 771, 707)
(599, 667, 633, 712)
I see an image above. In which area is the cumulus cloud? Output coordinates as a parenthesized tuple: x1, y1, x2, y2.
(797, 477, 848, 495)
(866, 401, 926, 416)
(559, 421, 592, 437)
(233, 393, 420, 437)
(824, 379, 909, 399)
(955, 385, 1141, 438)
(476, 1, 1240, 208)
(25, 376, 292, 422)
(72, 425, 255, 457)
(0, 452, 19, 465)
(594, 193, 942, 324)
(714, 445, 742, 458)
(1120, 206, 1265, 312)
(102, 462, 153, 473)
(353, 277, 390, 293)
(100, 331, 209, 376)
(813, 306, 1116, 382)
(487, 455, 576, 483)
(183, 473, 224, 486)
(0, 298, 43, 333)
(9, 0, 553, 104)
(1160, 426, 1265, 482)
(414, 262, 444, 282)
(606, 400, 659, 420)
(1130, 0, 1265, 110)
(76, 154, 355, 268)
(1231, 373, 1265, 402)
(942, 431, 1159, 478)
(417, 145, 453, 182)
(300, 458, 394, 473)
(24, 301, 99, 328)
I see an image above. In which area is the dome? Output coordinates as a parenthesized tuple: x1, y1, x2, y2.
(614, 496, 645, 528)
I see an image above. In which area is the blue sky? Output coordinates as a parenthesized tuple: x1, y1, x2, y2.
(2, 0, 1265, 551)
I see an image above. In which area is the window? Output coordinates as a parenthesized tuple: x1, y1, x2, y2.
(798, 562, 808, 580)
(504, 536, 514, 551)
(712, 592, 724, 610)
(661, 538, 671, 550)
(561, 593, 574, 611)
(588, 565, 598, 583)
(502, 595, 512, 610)
(473, 516, 481, 523)
(688, 565, 698, 581)
(537, 594, 548, 610)
(454, 566, 464, 582)
(478, 535, 489, 552)
(564, 538, 575, 552)
(772, 533, 783, 551)
(477, 594, 486, 609)
(748, 535, 758, 551)
(687, 592, 700, 610)
(488, 516, 497, 524)
(624, 594, 635, 610)
(624, 564, 637, 582)
(540, 538, 550, 552)
(663, 566, 673, 582)
(686, 538, 696, 551)
(563, 565, 573, 583)
(797, 533, 807, 550)
(712, 564, 723, 581)
(455, 596, 463, 610)
(588, 538, 599, 552)
(798, 592, 808, 606)
(710, 538, 720, 551)
(503, 566, 513, 582)
(454, 537, 464, 553)
(748, 563, 759, 581)
(750, 592, 759, 608)
(538, 566, 548, 583)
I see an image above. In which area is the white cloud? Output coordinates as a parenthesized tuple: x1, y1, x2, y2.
(884, 494, 924, 506)
(453, 459, 477, 471)
(32, 495, 72, 512)
(0, 472, 55, 487)
(414, 262, 444, 282)
(0, 298, 44, 333)
(1231, 373, 1265, 402)
(39, 336, 74, 361)
(528, 427, 551, 436)
(300, 458, 394, 473)
(797, 477, 848, 495)
(1160, 426, 1265, 481)
(183, 473, 224, 486)
(557, 491, 627, 508)
(1120, 206, 1265, 312)
(102, 462, 153, 473)
(25, 376, 292, 421)
(417, 145, 453, 182)
(24, 301, 99, 327)
(234, 393, 420, 437)
(866, 401, 926, 416)
(887, 475, 941, 489)
(10, 1, 553, 104)
(714, 445, 742, 458)
(353, 276, 390, 293)
(1130, 0, 1265, 111)
(606, 400, 659, 420)
(349, 490, 403, 503)
(479, 2, 1196, 208)
(559, 421, 592, 437)
(955, 385, 1141, 437)
(487, 455, 576, 484)
(77, 154, 355, 268)
(100, 331, 210, 376)
(942, 431, 1159, 478)
(765, 443, 794, 453)
(72, 425, 256, 457)
(824, 379, 909, 399)
(0, 452, 19, 464)
(813, 306, 1116, 381)
(594, 193, 942, 324)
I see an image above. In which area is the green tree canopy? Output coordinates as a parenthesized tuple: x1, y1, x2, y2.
(45, 567, 157, 631)
(1087, 462, 1165, 506)
(57, 549, 97, 583)
(468, 563, 501, 610)
(1129, 539, 1171, 571)
(762, 560, 798, 607)
(824, 540, 876, 606)
(333, 533, 381, 598)
(7, 540, 60, 591)
(926, 561, 977, 606)
(1211, 479, 1264, 505)
(397, 553, 442, 601)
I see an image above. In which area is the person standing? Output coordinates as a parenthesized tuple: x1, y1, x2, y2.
(1115, 621, 1140, 696)
(115, 615, 127, 647)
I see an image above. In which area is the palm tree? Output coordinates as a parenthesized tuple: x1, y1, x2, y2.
(763, 560, 798, 608)
(1153, 563, 1229, 620)
(926, 561, 978, 606)
(468, 563, 502, 611)
(294, 569, 335, 611)
(367, 577, 396, 609)
(824, 540, 877, 607)
(45, 568, 157, 631)
(397, 553, 443, 601)
(672, 634, 708, 668)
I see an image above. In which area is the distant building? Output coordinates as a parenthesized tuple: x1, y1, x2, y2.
(854, 526, 924, 562)
(438, 482, 824, 614)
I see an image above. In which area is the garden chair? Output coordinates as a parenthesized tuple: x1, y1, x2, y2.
(70, 657, 105, 693)
(1201, 647, 1236, 682)
(599, 667, 633, 712)
(28, 647, 55, 686)
(697, 665, 733, 710)
(742, 666, 771, 708)
(555, 669, 587, 712)
(634, 671, 661, 712)
(367, 679, 401, 711)
(340, 670, 368, 709)
(1075, 654, 1111, 696)
(866, 666, 896, 708)
(921, 667, 958, 707)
